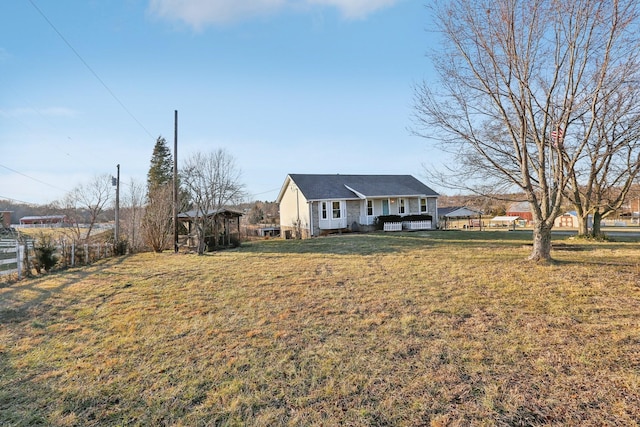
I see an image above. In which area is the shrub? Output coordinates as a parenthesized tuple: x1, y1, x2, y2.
(114, 239, 129, 256)
(34, 234, 58, 273)
(402, 214, 433, 222)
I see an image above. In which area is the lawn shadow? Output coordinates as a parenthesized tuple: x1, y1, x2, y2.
(0, 255, 131, 324)
(0, 256, 135, 425)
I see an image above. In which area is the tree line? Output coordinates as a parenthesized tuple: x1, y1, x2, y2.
(1, 137, 245, 256)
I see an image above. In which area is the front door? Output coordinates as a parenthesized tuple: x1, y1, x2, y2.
(382, 199, 389, 215)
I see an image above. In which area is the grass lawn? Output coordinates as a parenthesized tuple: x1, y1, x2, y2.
(1, 231, 639, 426)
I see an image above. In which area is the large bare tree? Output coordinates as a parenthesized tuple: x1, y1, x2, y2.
(181, 149, 244, 255)
(57, 174, 113, 242)
(413, 0, 640, 261)
(565, 78, 640, 237)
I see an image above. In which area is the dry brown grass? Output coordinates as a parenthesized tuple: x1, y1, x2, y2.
(1, 231, 639, 426)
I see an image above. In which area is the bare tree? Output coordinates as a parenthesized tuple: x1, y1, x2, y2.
(181, 149, 245, 255)
(565, 78, 640, 237)
(57, 174, 113, 242)
(120, 178, 146, 253)
(142, 183, 173, 253)
(413, 0, 640, 261)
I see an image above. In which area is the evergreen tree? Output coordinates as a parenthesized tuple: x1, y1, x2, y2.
(143, 136, 174, 251)
(147, 136, 173, 190)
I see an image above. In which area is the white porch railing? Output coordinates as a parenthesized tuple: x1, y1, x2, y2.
(383, 222, 403, 231)
(406, 220, 432, 230)
(382, 220, 432, 232)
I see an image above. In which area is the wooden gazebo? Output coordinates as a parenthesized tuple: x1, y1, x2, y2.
(177, 208, 243, 250)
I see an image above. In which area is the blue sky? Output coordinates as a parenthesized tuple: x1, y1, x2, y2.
(0, 0, 444, 205)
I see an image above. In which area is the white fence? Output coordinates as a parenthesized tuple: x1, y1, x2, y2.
(383, 222, 403, 231)
(406, 220, 432, 230)
(383, 220, 432, 232)
(0, 238, 117, 281)
(0, 239, 26, 279)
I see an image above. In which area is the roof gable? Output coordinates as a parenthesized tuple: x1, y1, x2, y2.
(282, 174, 439, 201)
(438, 206, 482, 217)
(507, 201, 530, 212)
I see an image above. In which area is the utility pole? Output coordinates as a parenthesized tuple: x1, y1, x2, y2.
(173, 110, 179, 253)
(113, 164, 120, 253)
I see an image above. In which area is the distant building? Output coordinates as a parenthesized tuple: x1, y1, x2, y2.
(1, 211, 11, 228)
(437, 206, 483, 229)
(554, 211, 592, 228)
(19, 215, 67, 227)
(507, 201, 533, 222)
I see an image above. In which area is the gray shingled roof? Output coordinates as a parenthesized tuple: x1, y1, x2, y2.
(288, 174, 439, 201)
(437, 206, 483, 217)
(177, 208, 243, 219)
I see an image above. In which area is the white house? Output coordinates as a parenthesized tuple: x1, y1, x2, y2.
(276, 174, 439, 238)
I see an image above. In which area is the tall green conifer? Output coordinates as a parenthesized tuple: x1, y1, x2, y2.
(147, 136, 173, 190)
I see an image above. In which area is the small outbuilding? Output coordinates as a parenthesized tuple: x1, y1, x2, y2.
(437, 206, 483, 229)
(258, 227, 280, 237)
(19, 215, 67, 227)
(490, 215, 520, 229)
(177, 208, 243, 250)
(554, 211, 592, 228)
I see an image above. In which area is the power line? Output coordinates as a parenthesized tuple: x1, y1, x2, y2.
(0, 194, 38, 205)
(245, 187, 280, 200)
(0, 163, 69, 193)
(250, 187, 280, 196)
(27, 0, 155, 141)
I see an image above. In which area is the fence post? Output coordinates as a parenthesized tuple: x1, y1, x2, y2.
(17, 243, 24, 280)
(85, 244, 89, 264)
(71, 242, 75, 267)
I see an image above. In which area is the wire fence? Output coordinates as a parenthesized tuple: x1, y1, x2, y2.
(0, 237, 118, 281)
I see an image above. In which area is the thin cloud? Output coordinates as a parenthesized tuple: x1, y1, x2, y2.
(148, 0, 401, 28)
(148, 0, 287, 29)
(307, 0, 399, 19)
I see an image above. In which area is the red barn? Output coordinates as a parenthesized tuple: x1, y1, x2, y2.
(19, 215, 67, 227)
(507, 201, 533, 223)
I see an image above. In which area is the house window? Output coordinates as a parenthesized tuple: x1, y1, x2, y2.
(420, 198, 427, 213)
(332, 201, 341, 219)
(399, 198, 406, 214)
(367, 200, 373, 216)
(321, 202, 328, 219)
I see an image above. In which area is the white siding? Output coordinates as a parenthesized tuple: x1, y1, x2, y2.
(279, 182, 310, 231)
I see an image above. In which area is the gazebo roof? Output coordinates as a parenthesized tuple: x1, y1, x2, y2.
(177, 208, 243, 221)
